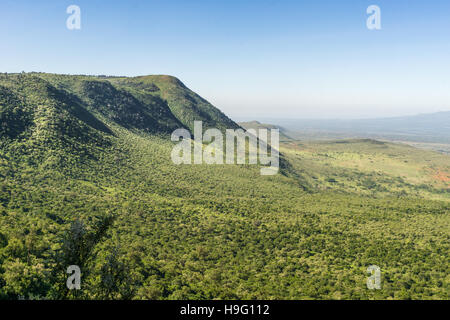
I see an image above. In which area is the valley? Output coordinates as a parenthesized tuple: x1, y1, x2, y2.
(0, 73, 448, 300)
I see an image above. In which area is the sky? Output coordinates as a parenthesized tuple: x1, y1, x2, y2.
(1, 0, 449, 120)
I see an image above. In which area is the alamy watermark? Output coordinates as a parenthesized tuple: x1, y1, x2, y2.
(66, 265, 81, 290)
(171, 121, 279, 175)
(66, 5, 81, 30)
(366, 265, 382, 289)
(367, 5, 381, 30)
(65, 5, 380, 31)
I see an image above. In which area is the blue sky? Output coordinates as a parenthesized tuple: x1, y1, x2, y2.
(1, 0, 449, 119)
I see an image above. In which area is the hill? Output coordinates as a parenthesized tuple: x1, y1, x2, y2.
(0, 73, 448, 300)
(34, 73, 240, 133)
(238, 121, 292, 142)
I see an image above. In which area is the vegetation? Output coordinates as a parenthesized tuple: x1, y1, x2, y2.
(0, 73, 448, 300)
(239, 121, 293, 142)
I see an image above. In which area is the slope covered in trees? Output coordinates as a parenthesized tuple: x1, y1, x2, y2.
(0, 73, 448, 300)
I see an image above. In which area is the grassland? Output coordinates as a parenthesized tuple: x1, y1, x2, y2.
(281, 139, 450, 201)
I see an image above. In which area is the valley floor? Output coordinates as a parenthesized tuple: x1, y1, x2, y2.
(0, 129, 448, 300)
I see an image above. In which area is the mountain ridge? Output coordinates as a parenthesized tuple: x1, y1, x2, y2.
(0, 72, 241, 138)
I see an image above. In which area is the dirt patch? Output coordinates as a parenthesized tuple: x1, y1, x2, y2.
(433, 170, 450, 182)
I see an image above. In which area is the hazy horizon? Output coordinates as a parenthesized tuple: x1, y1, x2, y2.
(234, 109, 450, 122)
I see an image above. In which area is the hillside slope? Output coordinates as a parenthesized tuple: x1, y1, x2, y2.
(33, 73, 240, 133)
(109, 75, 240, 132)
(0, 73, 448, 300)
(239, 121, 292, 142)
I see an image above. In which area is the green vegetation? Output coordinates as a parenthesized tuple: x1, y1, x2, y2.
(239, 121, 293, 142)
(281, 139, 450, 200)
(0, 73, 448, 300)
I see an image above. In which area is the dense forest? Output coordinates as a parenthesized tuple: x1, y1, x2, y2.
(0, 73, 448, 299)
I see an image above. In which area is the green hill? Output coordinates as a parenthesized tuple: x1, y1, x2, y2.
(0, 75, 111, 169)
(238, 121, 293, 142)
(34, 73, 240, 133)
(109, 75, 240, 132)
(0, 73, 448, 300)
